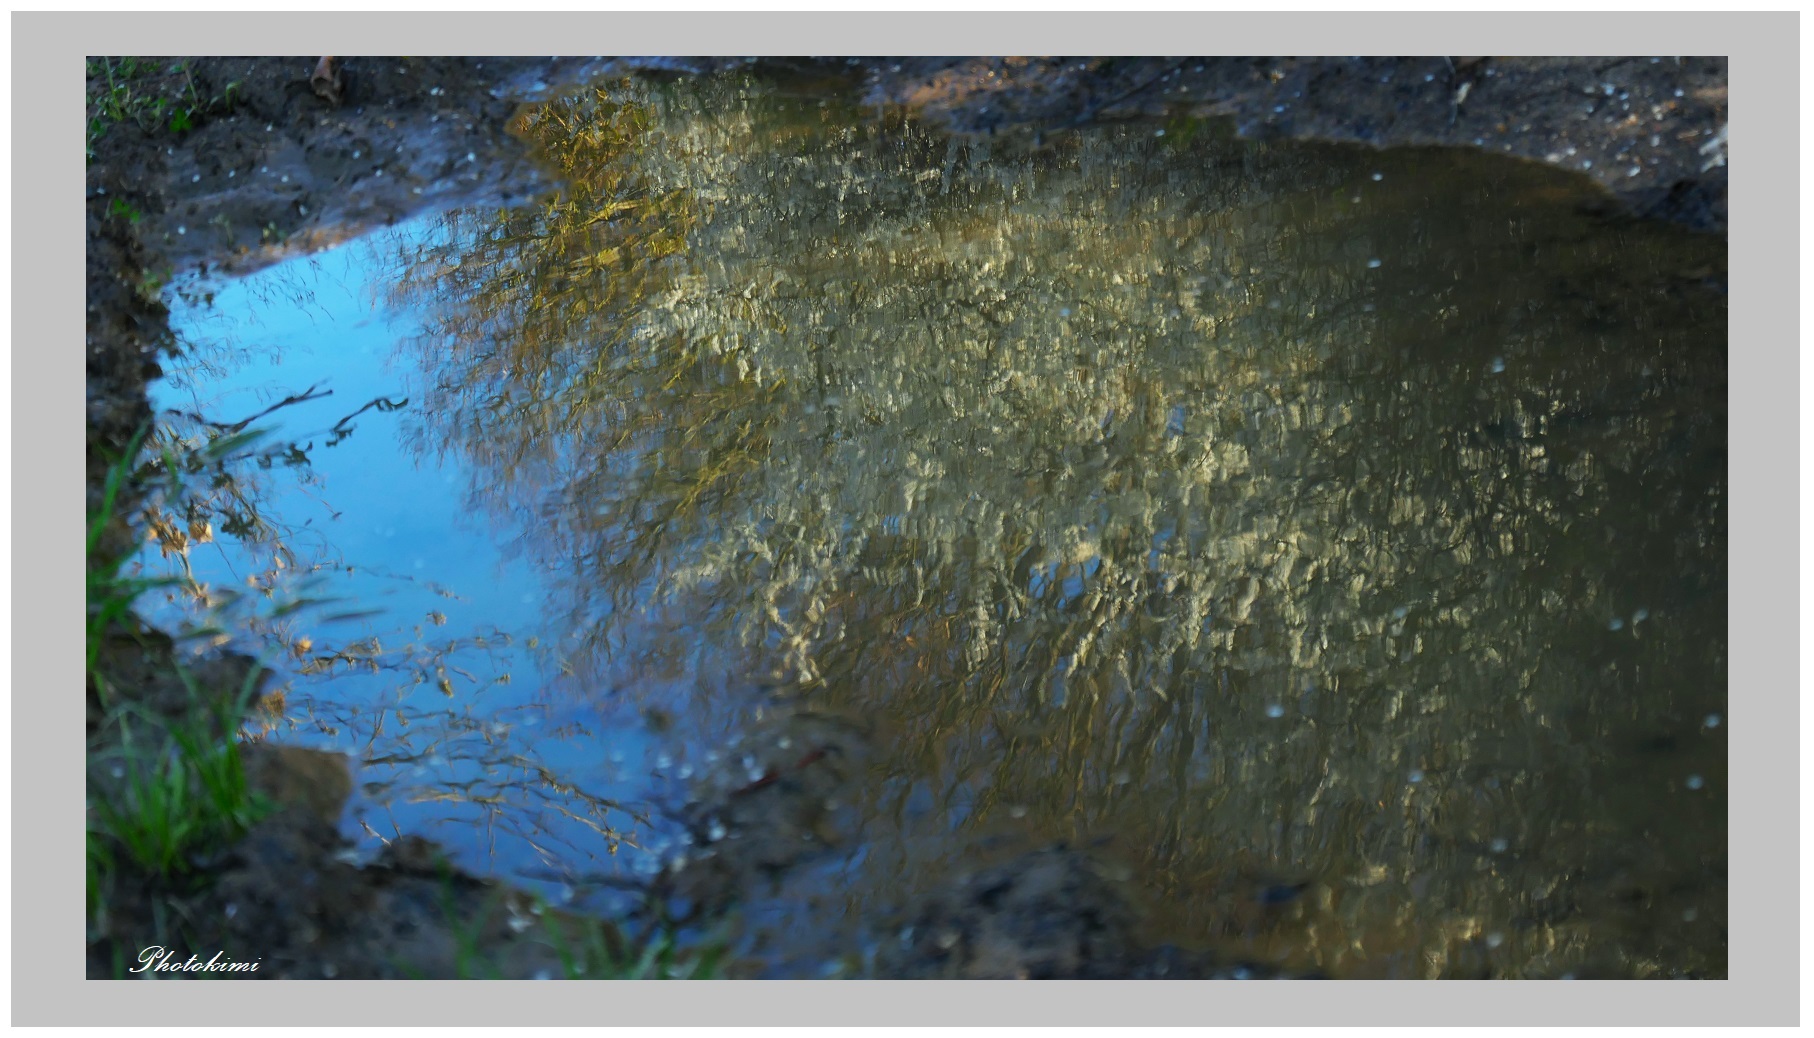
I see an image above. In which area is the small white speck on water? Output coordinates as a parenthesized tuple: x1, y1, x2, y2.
(352, 149, 361, 158)
(467, 151, 476, 163)
(1685, 774, 1704, 790)
(1489, 838, 1509, 854)
(176, 226, 186, 235)
(1351, 195, 1362, 203)
(655, 753, 673, 770)
(1485, 932, 1505, 949)
(1608, 617, 1624, 631)
(1632, 608, 1649, 623)
(1371, 172, 1384, 181)
(260, 166, 268, 173)
(1408, 769, 1425, 784)
(191, 174, 200, 183)
(1154, 128, 1166, 137)
(1273, 105, 1286, 114)
(1674, 88, 1685, 97)
(227, 170, 234, 178)
(1367, 258, 1382, 269)
(264, 124, 273, 132)
(1628, 166, 1642, 177)
(1581, 159, 1593, 169)
(1059, 307, 1071, 317)
(413, 187, 423, 195)
(225, 903, 239, 919)
(1265, 703, 1285, 718)
(280, 174, 289, 182)
(1008, 804, 1028, 818)
(1704, 713, 1721, 728)
(1424, 73, 1435, 82)
(707, 820, 727, 841)
(298, 204, 308, 215)
(1489, 357, 1506, 373)
(533, 969, 553, 980)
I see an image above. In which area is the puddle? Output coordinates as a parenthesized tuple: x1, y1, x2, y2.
(140, 74, 1726, 978)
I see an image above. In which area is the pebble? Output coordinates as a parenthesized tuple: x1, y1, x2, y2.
(1685, 774, 1705, 790)
(1265, 703, 1285, 718)
(1704, 713, 1721, 728)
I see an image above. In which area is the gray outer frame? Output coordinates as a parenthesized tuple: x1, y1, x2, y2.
(31, 10, 1787, 1028)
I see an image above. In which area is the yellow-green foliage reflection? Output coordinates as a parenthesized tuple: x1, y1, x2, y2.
(389, 76, 1726, 977)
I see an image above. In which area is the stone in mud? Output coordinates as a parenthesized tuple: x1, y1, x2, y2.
(883, 845, 1139, 979)
(240, 744, 354, 830)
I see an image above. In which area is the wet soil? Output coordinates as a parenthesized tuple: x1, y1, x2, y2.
(85, 54, 1727, 980)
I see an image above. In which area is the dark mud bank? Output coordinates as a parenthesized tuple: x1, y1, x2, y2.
(85, 55, 1727, 980)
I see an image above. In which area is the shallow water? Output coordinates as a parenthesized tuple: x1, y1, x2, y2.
(144, 74, 1726, 978)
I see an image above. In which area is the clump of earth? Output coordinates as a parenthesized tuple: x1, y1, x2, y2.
(85, 54, 1726, 980)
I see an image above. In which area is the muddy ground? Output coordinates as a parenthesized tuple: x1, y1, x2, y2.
(85, 55, 1727, 980)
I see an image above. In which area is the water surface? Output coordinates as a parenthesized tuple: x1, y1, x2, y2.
(147, 74, 1727, 978)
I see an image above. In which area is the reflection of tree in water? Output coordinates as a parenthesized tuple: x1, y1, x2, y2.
(135, 375, 649, 880)
(391, 77, 1725, 977)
